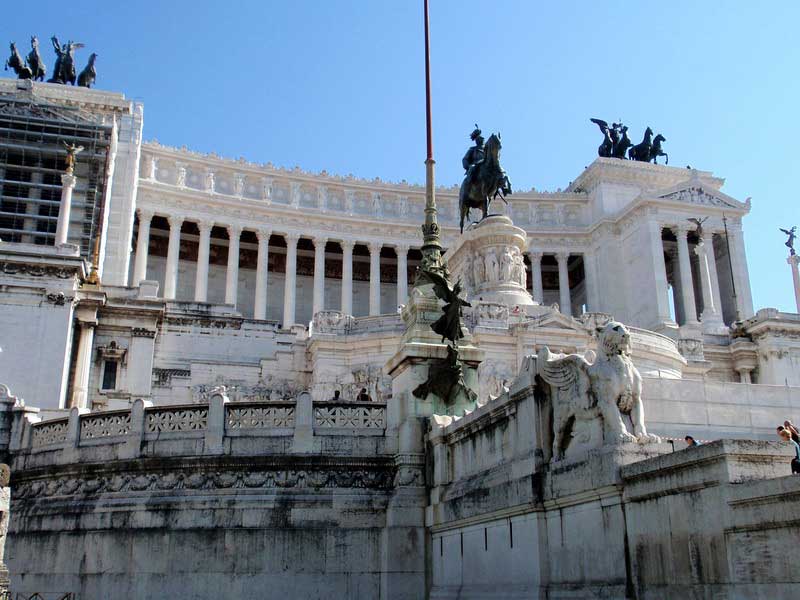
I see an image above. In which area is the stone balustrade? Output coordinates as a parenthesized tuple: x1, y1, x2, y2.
(17, 393, 388, 467)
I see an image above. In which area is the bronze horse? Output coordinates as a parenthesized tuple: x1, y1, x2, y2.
(650, 134, 668, 164)
(27, 37, 46, 82)
(459, 133, 512, 233)
(5, 42, 32, 79)
(628, 127, 653, 162)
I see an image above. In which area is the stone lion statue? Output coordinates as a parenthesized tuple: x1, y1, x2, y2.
(535, 321, 661, 460)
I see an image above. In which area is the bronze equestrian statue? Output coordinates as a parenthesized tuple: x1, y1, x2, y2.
(591, 121, 669, 164)
(4, 42, 33, 79)
(27, 36, 46, 81)
(629, 127, 654, 162)
(649, 134, 668, 164)
(78, 53, 97, 88)
(458, 125, 512, 233)
(49, 37, 81, 85)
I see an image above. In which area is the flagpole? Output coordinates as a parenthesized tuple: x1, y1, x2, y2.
(419, 0, 443, 278)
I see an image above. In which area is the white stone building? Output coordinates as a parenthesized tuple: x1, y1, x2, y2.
(1, 79, 800, 600)
(0, 78, 798, 435)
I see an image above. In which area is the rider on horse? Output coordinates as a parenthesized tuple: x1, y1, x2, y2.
(462, 125, 485, 184)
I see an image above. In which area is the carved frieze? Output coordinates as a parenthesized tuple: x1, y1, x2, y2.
(12, 462, 395, 499)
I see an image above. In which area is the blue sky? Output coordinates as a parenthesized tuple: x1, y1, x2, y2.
(5, 1, 799, 312)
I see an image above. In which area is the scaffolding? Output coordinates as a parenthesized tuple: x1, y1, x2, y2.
(0, 96, 113, 259)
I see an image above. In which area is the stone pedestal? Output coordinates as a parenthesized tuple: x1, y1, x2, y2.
(445, 215, 537, 310)
(788, 254, 800, 313)
(380, 282, 484, 600)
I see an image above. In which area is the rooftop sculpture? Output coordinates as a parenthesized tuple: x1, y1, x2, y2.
(5, 36, 97, 88)
(590, 119, 668, 164)
(780, 226, 796, 256)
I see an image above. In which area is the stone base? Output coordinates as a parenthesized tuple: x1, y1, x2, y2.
(445, 215, 536, 308)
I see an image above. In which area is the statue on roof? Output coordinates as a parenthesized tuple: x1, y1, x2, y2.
(4, 42, 33, 80)
(590, 119, 633, 159)
(27, 37, 46, 82)
(49, 37, 83, 85)
(458, 125, 512, 233)
(780, 226, 797, 256)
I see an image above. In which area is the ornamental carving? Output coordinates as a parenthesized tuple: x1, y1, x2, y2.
(153, 368, 190, 387)
(677, 338, 705, 361)
(145, 407, 208, 433)
(131, 328, 156, 338)
(659, 187, 738, 208)
(12, 465, 395, 499)
(193, 376, 300, 403)
(314, 405, 386, 429)
(227, 405, 295, 429)
(0, 262, 78, 279)
(80, 412, 132, 440)
(312, 310, 354, 333)
(31, 419, 69, 448)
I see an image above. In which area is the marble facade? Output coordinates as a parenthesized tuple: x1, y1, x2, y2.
(0, 79, 799, 599)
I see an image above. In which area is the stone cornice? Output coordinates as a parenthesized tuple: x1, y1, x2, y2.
(142, 141, 588, 200)
(568, 157, 723, 194)
(0, 78, 133, 115)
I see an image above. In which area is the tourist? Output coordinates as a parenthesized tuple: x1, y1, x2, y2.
(357, 387, 371, 402)
(777, 428, 800, 474)
(783, 420, 800, 444)
(684, 435, 700, 447)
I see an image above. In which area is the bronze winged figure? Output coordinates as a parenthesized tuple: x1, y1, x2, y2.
(420, 269, 471, 346)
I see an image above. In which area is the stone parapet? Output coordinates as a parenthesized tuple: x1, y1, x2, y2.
(11, 393, 389, 472)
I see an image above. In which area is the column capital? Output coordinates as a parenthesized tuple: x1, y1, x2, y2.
(61, 173, 77, 188)
(197, 219, 214, 234)
(394, 242, 410, 255)
(555, 251, 570, 263)
(256, 228, 272, 242)
(340, 239, 355, 252)
(166, 214, 184, 229)
(676, 222, 692, 235)
(284, 232, 300, 246)
(137, 207, 154, 222)
(368, 241, 382, 254)
(528, 250, 544, 261)
(227, 223, 243, 238)
(313, 235, 329, 247)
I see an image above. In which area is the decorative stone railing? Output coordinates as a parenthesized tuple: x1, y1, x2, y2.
(12, 393, 388, 464)
(31, 418, 69, 448)
(314, 401, 386, 431)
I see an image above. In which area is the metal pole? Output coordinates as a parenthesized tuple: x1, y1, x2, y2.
(419, 0, 443, 279)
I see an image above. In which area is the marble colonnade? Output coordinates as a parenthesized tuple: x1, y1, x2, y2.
(131, 208, 414, 327)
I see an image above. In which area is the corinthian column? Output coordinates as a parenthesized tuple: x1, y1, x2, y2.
(529, 251, 544, 304)
(396, 244, 409, 308)
(341, 240, 354, 315)
(163, 215, 184, 300)
(369, 242, 381, 316)
(254, 229, 271, 320)
(55, 173, 77, 246)
(225, 224, 242, 307)
(194, 220, 212, 302)
(132, 208, 153, 285)
(283, 233, 299, 328)
(582, 250, 600, 312)
(695, 240, 725, 332)
(313, 236, 328, 316)
(676, 225, 699, 326)
(70, 320, 96, 408)
(556, 252, 571, 315)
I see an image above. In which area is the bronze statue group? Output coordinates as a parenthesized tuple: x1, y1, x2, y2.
(5, 36, 97, 88)
(590, 119, 668, 164)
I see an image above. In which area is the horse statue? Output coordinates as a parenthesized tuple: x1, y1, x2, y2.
(459, 133, 512, 233)
(27, 37, 46, 82)
(612, 125, 633, 159)
(628, 127, 653, 162)
(5, 42, 33, 79)
(649, 134, 668, 164)
(78, 53, 97, 88)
